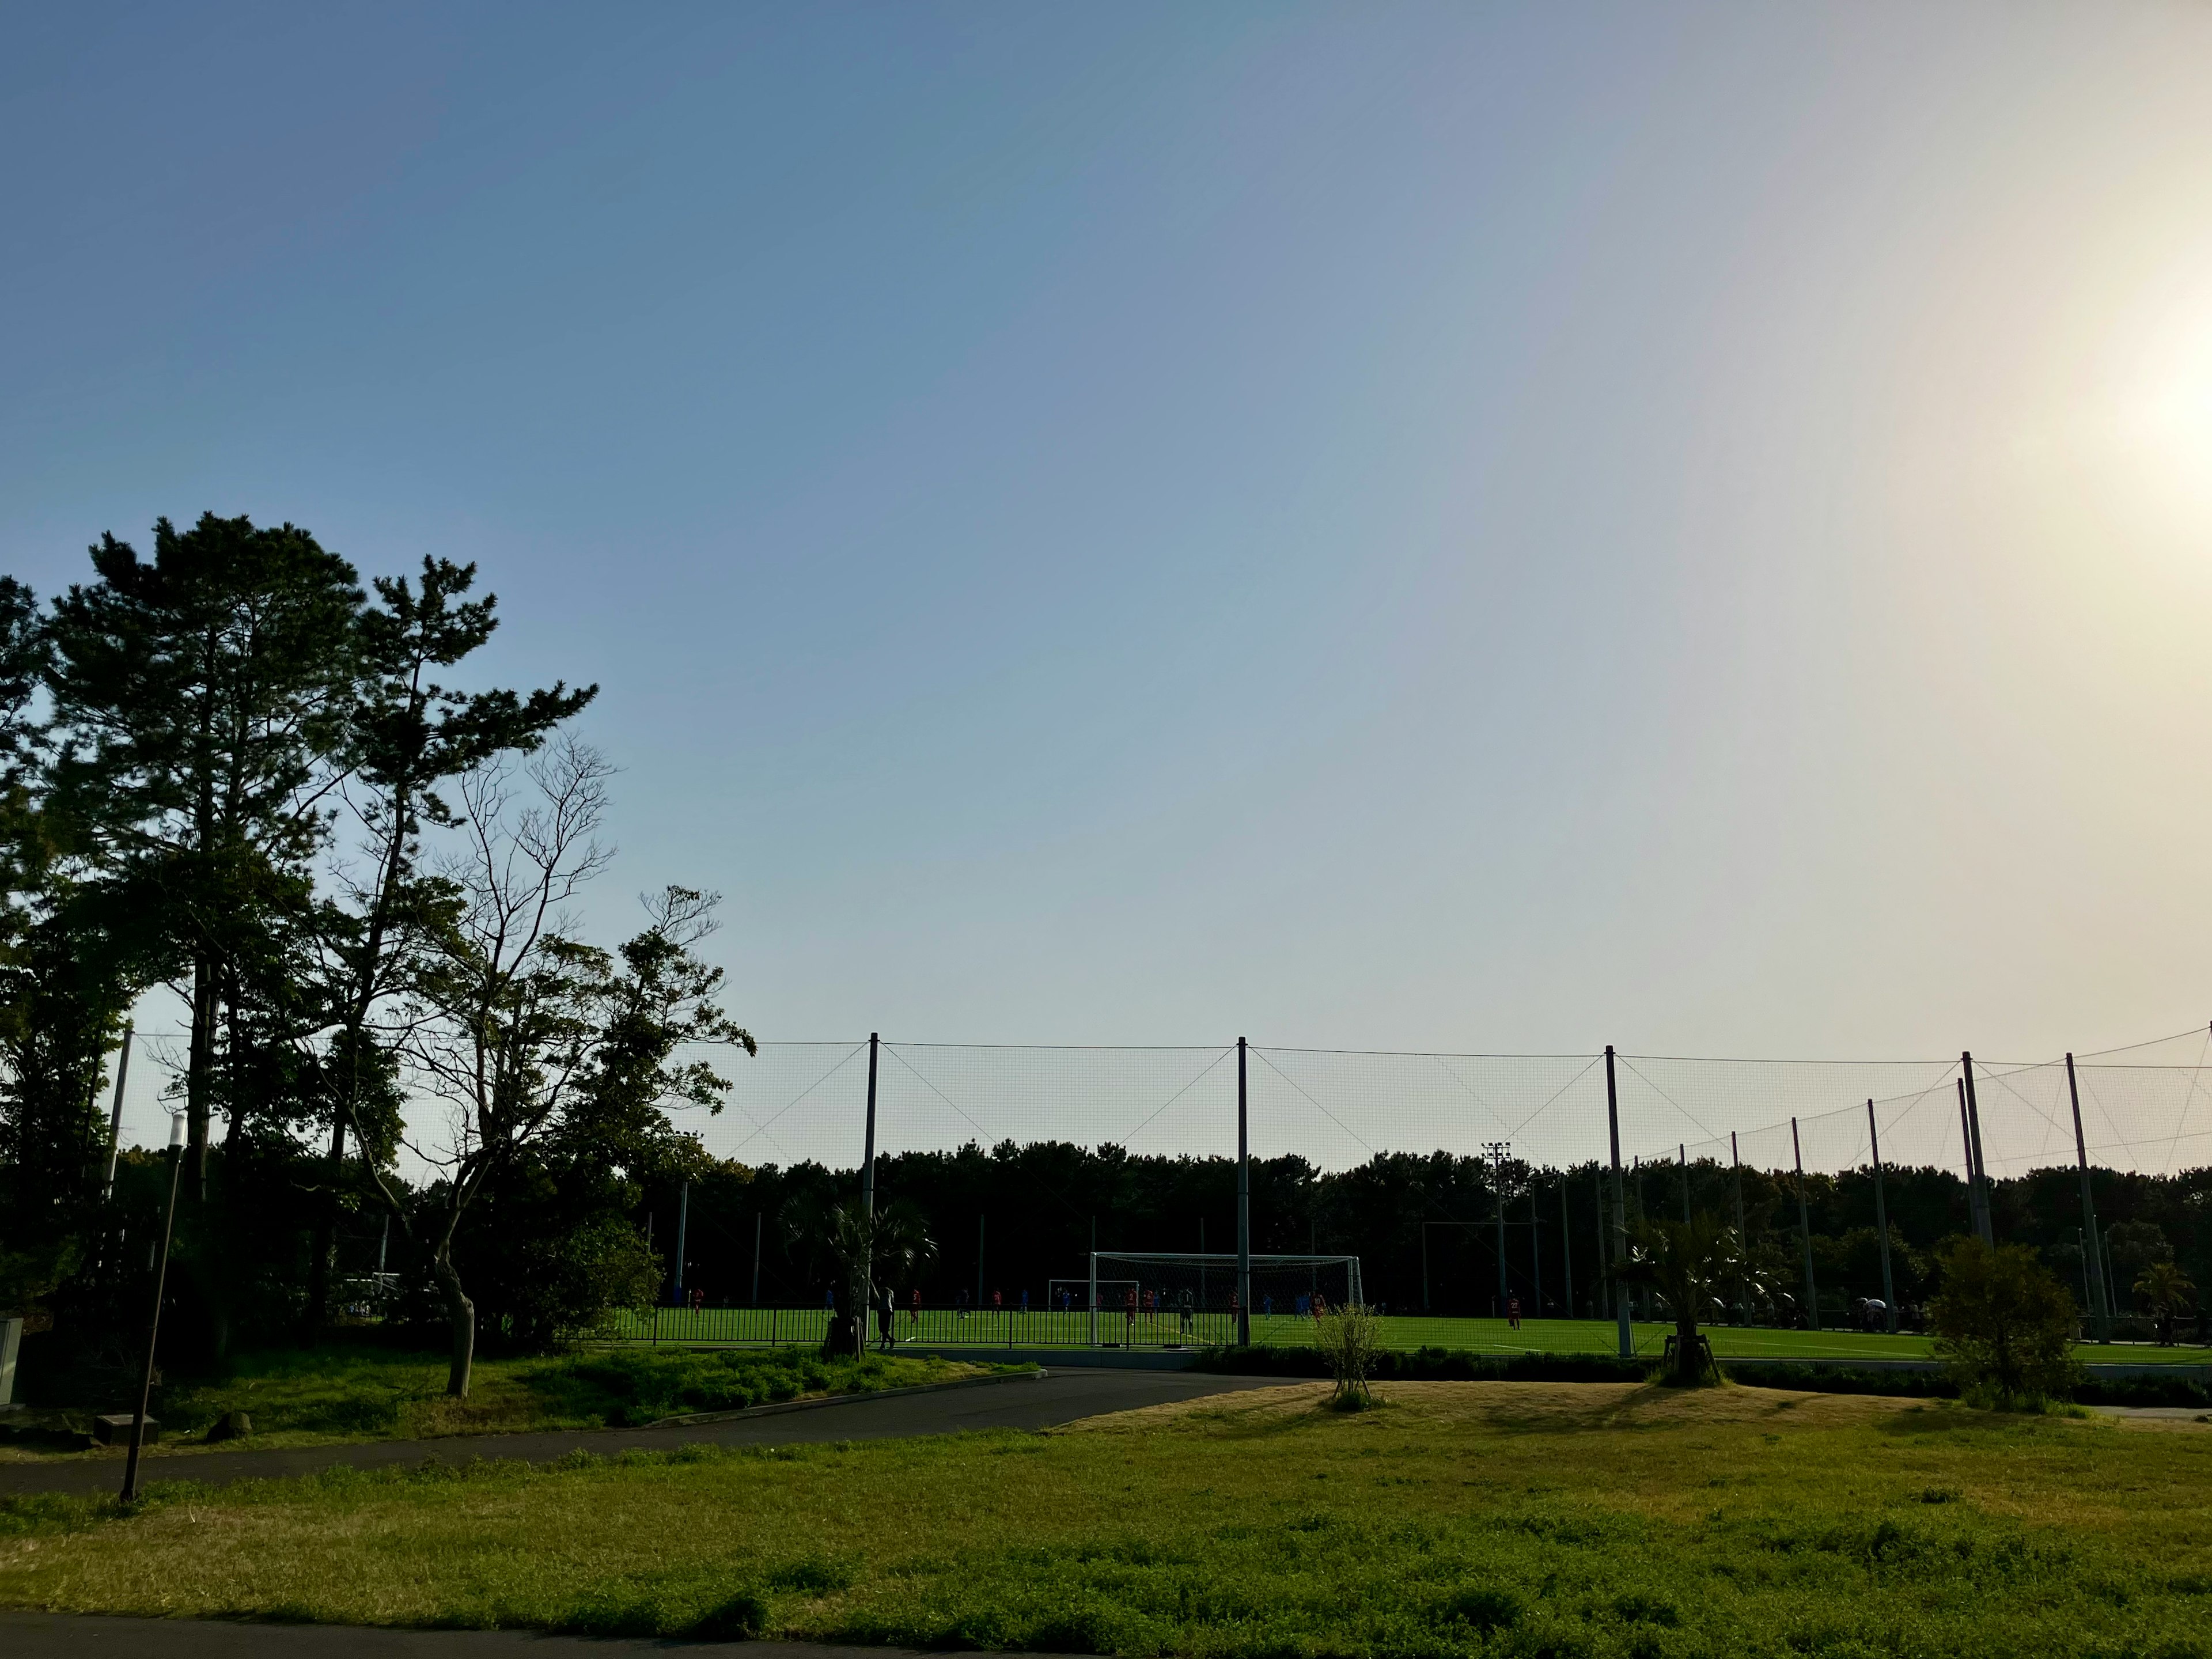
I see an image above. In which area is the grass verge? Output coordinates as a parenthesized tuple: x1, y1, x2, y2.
(4, 1380, 2210, 1656)
(0, 1346, 997, 1461)
(1205, 1346, 2212, 1409)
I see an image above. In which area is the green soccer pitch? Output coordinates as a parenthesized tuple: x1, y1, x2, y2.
(607, 1306, 2212, 1365)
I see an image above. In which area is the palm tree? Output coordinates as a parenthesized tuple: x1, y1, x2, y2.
(2134, 1259, 2195, 1346)
(1615, 1211, 1764, 1386)
(820, 1197, 938, 1355)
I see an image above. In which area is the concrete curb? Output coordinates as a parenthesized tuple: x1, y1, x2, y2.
(645, 1366, 1046, 1427)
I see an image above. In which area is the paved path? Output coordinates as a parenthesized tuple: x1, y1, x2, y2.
(2086, 1403, 2211, 1422)
(0, 1614, 1058, 1658)
(0, 1368, 1277, 1498)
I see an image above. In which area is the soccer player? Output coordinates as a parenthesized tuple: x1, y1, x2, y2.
(1179, 1287, 1194, 1336)
(1507, 1294, 1521, 1331)
(1124, 1286, 1138, 1342)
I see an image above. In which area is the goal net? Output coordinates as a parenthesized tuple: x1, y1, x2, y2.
(1088, 1252, 1364, 1346)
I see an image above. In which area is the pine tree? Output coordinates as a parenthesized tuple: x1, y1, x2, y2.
(304, 557, 593, 1325)
(47, 514, 363, 1197)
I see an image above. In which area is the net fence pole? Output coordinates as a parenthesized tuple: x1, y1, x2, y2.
(1088, 1247, 1097, 1348)
(1236, 1036, 1251, 1347)
(1791, 1116, 1820, 1331)
(1529, 1185, 1543, 1314)
(1607, 1045, 1630, 1358)
(673, 1179, 690, 1303)
(1955, 1082, 1983, 1241)
(1868, 1099, 1896, 1334)
(858, 1032, 879, 1340)
(1730, 1132, 1747, 1324)
(1678, 1143, 1690, 1225)
(2067, 1052, 2111, 1342)
(2103, 1226, 2120, 1324)
(100, 1024, 133, 1200)
(1486, 1142, 1508, 1316)
(751, 1213, 762, 1306)
(1593, 1169, 1608, 1320)
(1557, 1185, 1575, 1327)
(1961, 1051, 1994, 1245)
(861, 1033, 878, 1215)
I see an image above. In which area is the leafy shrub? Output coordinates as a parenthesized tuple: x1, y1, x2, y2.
(1927, 1237, 2081, 1406)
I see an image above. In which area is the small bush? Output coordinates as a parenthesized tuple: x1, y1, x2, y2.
(688, 1589, 770, 1639)
(1928, 1238, 2082, 1404)
(1313, 1303, 1385, 1404)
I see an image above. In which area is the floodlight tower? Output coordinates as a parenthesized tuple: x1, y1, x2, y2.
(1483, 1141, 1511, 1316)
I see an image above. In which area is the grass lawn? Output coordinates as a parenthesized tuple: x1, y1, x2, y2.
(0, 1346, 990, 1463)
(615, 1306, 2212, 1366)
(4, 1380, 2210, 1657)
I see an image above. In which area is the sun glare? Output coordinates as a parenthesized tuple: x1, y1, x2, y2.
(2122, 298, 2212, 518)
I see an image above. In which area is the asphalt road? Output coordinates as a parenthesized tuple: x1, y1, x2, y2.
(0, 1366, 1280, 1499)
(0, 1616, 1060, 1658)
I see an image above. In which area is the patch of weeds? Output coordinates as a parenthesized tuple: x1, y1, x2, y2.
(0, 1491, 118, 1539)
(549, 1581, 766, 1639)
(768, 1557, 853, 1594)
(1609, 1591, 1680, 1627)
(689, 1589, 770, 1639)
(1437, 1584, 1525, 1633)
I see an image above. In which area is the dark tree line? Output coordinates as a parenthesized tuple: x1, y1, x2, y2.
(0, 513, 748, 1400)
(638, 1141, 2210, 1328)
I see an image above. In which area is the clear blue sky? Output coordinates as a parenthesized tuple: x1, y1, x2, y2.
(7, 3, 2212, 1061)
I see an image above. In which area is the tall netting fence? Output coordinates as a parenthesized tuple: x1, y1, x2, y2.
(93, 1018, 2212, 1351)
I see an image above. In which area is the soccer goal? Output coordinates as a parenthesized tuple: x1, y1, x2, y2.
(1088, 1251, 1363, 1346)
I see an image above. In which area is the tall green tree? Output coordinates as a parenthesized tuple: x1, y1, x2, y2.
(304, 557, 593, 1325)
(46, 514, 364, 1194)
(0, 576, 130, 1314)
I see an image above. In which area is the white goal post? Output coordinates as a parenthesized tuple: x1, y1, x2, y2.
(1087, 1251, 1364, 1346)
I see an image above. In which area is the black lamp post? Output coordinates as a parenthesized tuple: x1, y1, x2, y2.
(121, 1111, 185, 1505)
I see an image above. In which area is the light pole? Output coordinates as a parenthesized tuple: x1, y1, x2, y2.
(122, 1112, 186, 1504)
